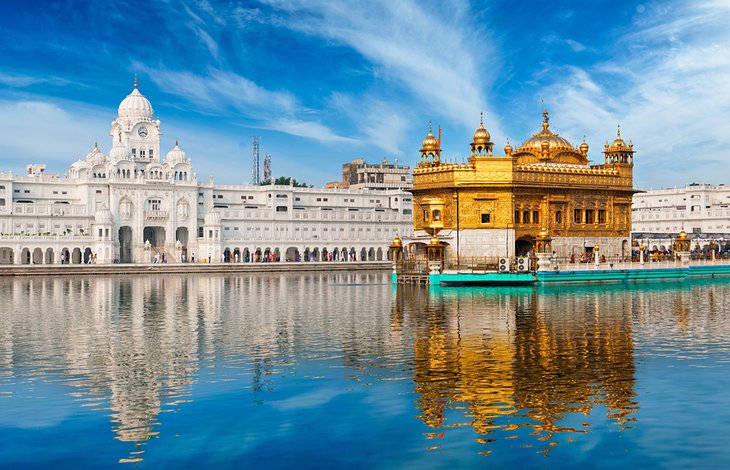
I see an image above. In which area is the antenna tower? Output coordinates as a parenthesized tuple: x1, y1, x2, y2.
(251, 136, 260, 184)
(263, 154, 272, 182)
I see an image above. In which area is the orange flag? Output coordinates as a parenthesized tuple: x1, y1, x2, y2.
(437, 126, 442, 157)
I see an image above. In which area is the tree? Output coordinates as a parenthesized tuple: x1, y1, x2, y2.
(260, 176, 312, 187)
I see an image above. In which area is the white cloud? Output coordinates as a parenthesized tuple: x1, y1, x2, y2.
(262, 0, 501, 134)
(0, 99, 109, 173)
(137, 65, 355, 144)
(540, 1, 730, 189)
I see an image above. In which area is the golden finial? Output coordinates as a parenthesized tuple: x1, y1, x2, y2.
(617, 124, 621, 138)
(134, 73, 138, 89)
(542, 109, 550, 132)
(480, 111, 484, 127)
(428, 120, 432, 133)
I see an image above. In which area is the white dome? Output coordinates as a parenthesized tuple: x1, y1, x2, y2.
(94, 209, 113, 224)
(165, 141, 188, 164)
(204, 211, 221, 225)
(118, 85, 153, 121)
(85, 143, 105, 165)
(70, 159, 89, 170)
(109, 142, 128, 161)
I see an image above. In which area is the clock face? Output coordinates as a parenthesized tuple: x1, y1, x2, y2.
(138, 126, 149, 138)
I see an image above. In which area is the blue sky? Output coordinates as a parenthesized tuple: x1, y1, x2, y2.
(1, 0, 729, 189)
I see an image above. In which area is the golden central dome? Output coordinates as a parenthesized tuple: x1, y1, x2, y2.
(472, 112, 491, 145)
(421, 122, 439, 152)
(517, 111, 575, 153)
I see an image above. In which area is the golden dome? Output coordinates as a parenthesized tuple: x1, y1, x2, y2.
(504, 139, 513, 156)
(677, 229, 688, 240)
(580, 138, 589, 154)
(611, 126, 629, 150)
(537, 228, 550, 239)
(472, 112, 491, 145)
(391, 234, 402, 247)
(421, 122, 439, 152)
(429, 235, 441, 245)
(516, 110, 576, 154)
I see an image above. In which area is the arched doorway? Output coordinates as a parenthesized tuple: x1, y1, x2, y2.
(143, 226, 166, 248)
(72, 248, 82, 264)
(119, 226, 133, 263)
(20, 248, 30, 264)
(286, 247, 299, 262)
(45, 248, 54, 264)
(622, 239, 629, 259)
(83, 247, 93, 264)
(223, 247, 231, 262)
(376, 247, 383, 261)
(368, 247, 375, 261)
(515, 238, 534, 257)
(32, 248, 43, 264)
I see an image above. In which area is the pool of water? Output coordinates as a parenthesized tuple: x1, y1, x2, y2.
(1, 272, 729, 468)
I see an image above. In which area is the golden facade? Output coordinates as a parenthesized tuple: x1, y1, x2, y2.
(409, 112, 638, 262)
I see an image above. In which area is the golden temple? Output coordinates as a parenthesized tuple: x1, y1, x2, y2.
(406, 111, 638, 265)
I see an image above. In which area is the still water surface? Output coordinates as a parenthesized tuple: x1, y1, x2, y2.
(1, 272, 730, 468)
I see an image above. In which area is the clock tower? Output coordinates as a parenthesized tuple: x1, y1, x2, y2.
(110, 78, 161, 169)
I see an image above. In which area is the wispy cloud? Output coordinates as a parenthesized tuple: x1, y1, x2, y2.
(0, 99, 109, 171)
(262, 0, 501, 135)
(540, 0, 730, 188)
(137, 65, 354, 144)
(0, 72, 74, 88)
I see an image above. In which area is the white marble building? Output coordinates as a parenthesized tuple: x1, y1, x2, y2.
(0, 83, 413, 264)
(632, 183, 730, 250)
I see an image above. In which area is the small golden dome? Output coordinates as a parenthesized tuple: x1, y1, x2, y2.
(677, 230, 688, 240)
(609, 125, 627, 150)
(537, 228, 550, 239)
(580, 138, 589, 154)
(421, 122, 439, 152)
(472, 112, 491, 145)
(504, 139, 513, 156)
(429, 235, 441, 245)
(392, 234, 402, 247)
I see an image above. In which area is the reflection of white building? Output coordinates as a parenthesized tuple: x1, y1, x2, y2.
(632, 184, 730, 249)
(0, 82, 413, 264)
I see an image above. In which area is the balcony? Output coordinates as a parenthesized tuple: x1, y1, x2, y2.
(144, 210, 169, 220)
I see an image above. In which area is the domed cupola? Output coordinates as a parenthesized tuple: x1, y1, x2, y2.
(471, 112, 493, 157)
(85, 142, 106, 165)
(94, 208, 113, 225)
(419, 121, 441, 166)
(165, 140, 188, 165)
(118, 77, 154, 122)
(603, 125, 634, 165)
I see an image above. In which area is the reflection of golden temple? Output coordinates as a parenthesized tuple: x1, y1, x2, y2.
(406, 113, 638, 268)
(403, 287, 638, 450)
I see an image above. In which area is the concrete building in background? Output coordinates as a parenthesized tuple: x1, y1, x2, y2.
(327, 159, 413, 190)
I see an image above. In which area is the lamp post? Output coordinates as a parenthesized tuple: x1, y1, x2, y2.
(639, 244, 645, 265)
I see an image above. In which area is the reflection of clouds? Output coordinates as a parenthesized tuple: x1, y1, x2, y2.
(0, 271, 397, 462)
(270, 388, 344, 412)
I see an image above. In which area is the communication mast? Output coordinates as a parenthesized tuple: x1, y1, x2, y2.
(251, 136, 261, 185)
(263, 154, 272, 182)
